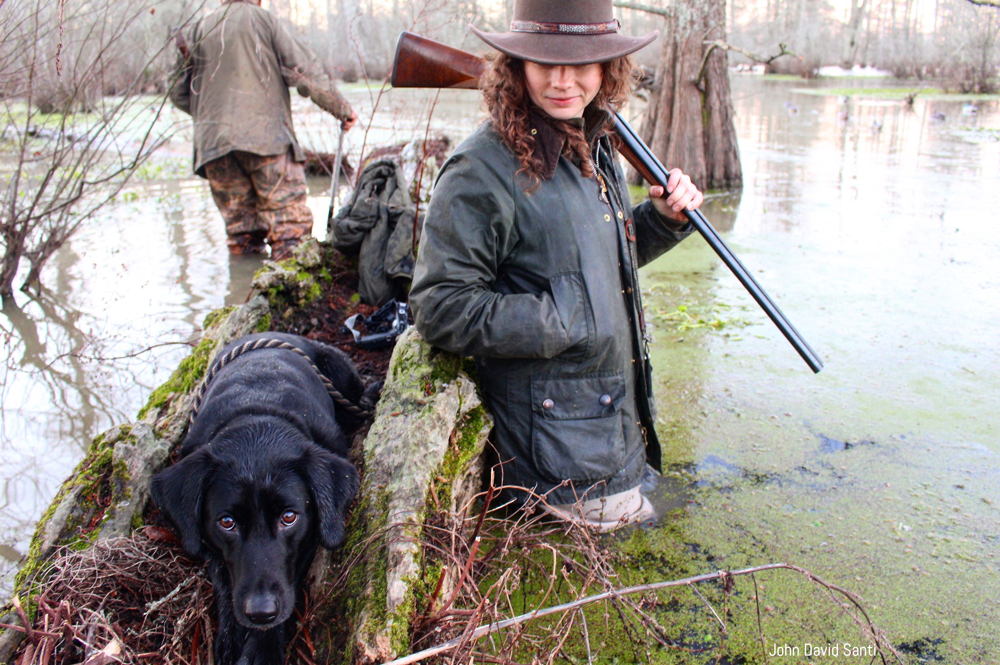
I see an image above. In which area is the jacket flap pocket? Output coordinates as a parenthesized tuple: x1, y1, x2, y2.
(531, 372, 626, 420)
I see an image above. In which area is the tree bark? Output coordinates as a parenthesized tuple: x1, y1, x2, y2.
(841, 0, 870, 68)
(632, 0, 742, 191)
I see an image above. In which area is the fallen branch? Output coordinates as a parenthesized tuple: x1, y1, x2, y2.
(383, 562, 904, 665)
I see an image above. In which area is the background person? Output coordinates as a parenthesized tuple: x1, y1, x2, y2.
(409, 0, 704, 531)
(171, 0, 358, 261)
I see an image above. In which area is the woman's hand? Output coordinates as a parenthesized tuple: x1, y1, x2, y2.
(649, 168, 704, 223)
(341, 109, 358, 131)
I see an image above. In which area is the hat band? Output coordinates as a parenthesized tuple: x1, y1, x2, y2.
(510, 19, 620, 35)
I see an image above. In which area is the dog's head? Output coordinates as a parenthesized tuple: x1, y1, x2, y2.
(151, 421, 359, 630)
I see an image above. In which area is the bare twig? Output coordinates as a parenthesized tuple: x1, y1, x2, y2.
(697, 40, 801, 83)
(612, 1, 671, 17)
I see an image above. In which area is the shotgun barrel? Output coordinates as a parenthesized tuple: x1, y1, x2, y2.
(389, 31, 823, 373)
(614, 118, 824, 373)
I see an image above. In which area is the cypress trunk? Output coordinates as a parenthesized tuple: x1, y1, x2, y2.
(632, 0, 742, 191)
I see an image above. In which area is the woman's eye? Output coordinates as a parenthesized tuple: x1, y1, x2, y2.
(218, 516, 236, 531)
(280, 510, 297, 527)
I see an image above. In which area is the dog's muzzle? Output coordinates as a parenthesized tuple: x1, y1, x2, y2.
(244, 594, 280, 627)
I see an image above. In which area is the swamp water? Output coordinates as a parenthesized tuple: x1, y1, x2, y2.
(1, 76, 998, 662)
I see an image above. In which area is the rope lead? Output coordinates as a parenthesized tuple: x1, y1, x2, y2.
(190, 338, 374, 423)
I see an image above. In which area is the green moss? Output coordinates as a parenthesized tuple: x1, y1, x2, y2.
(257, 261, 324, 312)
(11, 486, 68, 598)
(11, 429, 121, 600)
(202, 305, 237, 330)
(136, 336, 214, 420)
(256, 313, 273, 333)
(427, 350, 463, 387)
(413, 561, 444, 617)
(304, 280, 322, 303)
(339, 487, 392, 665)
(433, 405, 489, 510)
(387, 575, 416, 656)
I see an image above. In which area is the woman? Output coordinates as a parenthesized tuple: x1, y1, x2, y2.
(409, 0, 705, 531)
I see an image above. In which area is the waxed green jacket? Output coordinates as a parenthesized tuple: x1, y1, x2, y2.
(170, 1, 351, 176)
(409, 108, 693, 504)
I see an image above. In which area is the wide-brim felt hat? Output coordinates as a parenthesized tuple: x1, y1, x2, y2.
(470, 0, 658, 66)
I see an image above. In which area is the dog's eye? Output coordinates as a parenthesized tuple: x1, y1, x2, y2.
(218, 516, 236, 531)
(280, 511, 298, 527)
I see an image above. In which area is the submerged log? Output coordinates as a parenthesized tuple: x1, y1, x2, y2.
(0, 239, 490, 665)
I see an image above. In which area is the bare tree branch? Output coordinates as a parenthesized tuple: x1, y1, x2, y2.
(965, 0, 1000, 7)
(697, 40, 801, 83)
(612, 1, 670, 17)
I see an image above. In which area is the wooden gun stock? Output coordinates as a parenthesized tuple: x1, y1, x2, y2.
(390, 31, 485, 90)
(389, 32, 823, 373)
(171, 27, 191, 63)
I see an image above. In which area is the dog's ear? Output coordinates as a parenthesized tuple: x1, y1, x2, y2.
(150, 449, 213, 558)
(302, 447, 359, 549)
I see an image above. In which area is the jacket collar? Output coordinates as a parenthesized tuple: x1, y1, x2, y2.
(527, 104, 613, 179)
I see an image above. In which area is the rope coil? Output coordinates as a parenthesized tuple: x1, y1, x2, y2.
(190, 338, 374, 423)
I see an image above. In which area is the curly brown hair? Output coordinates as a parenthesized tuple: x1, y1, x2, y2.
(481, 53, 637, 189)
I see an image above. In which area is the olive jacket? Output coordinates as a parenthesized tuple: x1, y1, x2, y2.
(170, 1, 352, 176)
(409, 108, 693, 504)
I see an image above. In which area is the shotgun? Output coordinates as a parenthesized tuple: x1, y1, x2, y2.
(171, 26, 191, 64)
(390, 32, 823, 374)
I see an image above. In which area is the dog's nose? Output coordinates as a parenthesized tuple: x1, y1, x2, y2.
(244, 595, 279, 625)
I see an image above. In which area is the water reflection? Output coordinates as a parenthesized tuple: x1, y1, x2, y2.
(0, 175, 235, 595)
(642, 75, 999, 660)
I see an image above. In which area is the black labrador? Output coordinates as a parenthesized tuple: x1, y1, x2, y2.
(151, 332, 367, 665)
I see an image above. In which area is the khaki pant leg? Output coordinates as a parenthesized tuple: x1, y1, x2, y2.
(237, 150, 313, 261)
(203, 153, 268, 255)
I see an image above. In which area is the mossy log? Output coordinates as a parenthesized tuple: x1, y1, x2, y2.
(334, 328, 490, 664)
(0, 239, 491, 665)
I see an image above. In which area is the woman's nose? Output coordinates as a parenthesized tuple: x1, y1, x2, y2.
(551, 66, 573, 88)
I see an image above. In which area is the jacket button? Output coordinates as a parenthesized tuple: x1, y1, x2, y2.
(600, 394, 612, 406)
(604, 213, 611, 222)
(617, 211, 624, 219)
(542, 399, 554, 410)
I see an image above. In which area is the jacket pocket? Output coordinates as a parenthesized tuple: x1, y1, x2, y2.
(549, 272, 594, 361)
(530, 372, 627, 484)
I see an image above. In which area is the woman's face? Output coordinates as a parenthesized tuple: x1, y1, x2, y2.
(523, 61, 603, 120)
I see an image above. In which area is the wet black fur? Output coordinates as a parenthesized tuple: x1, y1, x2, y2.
(151, 333, 363, 665)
